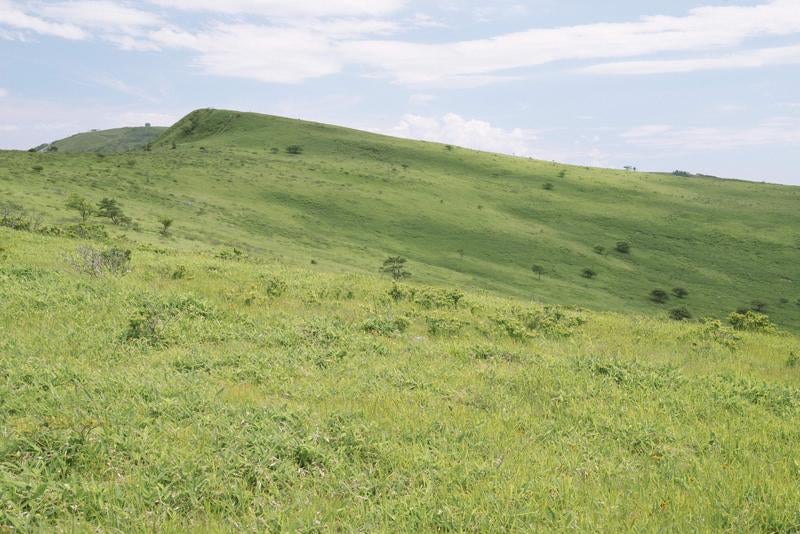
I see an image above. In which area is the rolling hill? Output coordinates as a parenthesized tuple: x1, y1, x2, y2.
(2, 108, 800, 530)
(4, 108, 798, 329)
(41, 125, 167, 154)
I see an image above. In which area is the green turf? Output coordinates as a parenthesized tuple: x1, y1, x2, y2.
(45, 126, 167, 154)
(2, 108, 800, 530)
(2, 108, 798, 330)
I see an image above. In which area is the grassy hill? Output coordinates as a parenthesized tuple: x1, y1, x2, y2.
(1, 108, 800, 529)
(3, 108, 798, 330)
(44, 125, 167, 154)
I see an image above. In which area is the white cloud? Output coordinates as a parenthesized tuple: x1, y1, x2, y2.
(409, 93, 435, 105)
(584, 44, 800, 75)
(147, 0, 406, 18)
(381, 113, 539, 156)
(0, 88, 7, 97)
(0, 0, 86, 39)
(622, 119, 800, 150)
(345, 0, 800, 85)
(150, 24, 345, 83)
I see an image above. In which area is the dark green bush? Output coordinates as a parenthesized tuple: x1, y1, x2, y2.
(581, 268, 597, 279)
(361, 315, 409, 336)
(669, 306, 692, 321)
(650, 289, 669, 304)
(672, 287, 689, 299)
(615, 241, 631, 254)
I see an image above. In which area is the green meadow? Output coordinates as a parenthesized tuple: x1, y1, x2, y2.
(1, 109, 799, 530)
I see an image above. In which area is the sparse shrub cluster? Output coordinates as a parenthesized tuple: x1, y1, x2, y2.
(66, 246, 131, 276)
(388, 284, 464, 309)
(493, 305, 585, 339)
(216, 248, 246, 261)
(728, 311, 776, 334)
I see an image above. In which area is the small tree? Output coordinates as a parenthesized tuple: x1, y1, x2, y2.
(672, 287, 689, 299)
(65, 194, 93, 221)
(159, 216, 174, 236)
(96, 198, 130, 225)
(650, 289, 670, 304)
(380, 256, 411, 280)
(286, 145, 304, 155)
(531, 264, 545, 280)
(615, 241, 631, 254)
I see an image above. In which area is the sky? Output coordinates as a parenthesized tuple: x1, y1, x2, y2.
(0, 0, 799, 184)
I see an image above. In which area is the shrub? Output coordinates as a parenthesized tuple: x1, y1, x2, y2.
(787, 352, 799, 368)
(380, 256, 410, 280)
(531, 264, 545, 280)
(216, 248, 246, 261)
(650, 289, 669, 304)
(493, 306, 585, 339)
(31, 165, 43, 172)
(669, 306, 692, 321)
(672, 287, 689, 299)
(286, 145, 304, 155)
(171, 265, 188, 280)
(262, 275, 288, 297)
(728, 311, 776, 334)
(542, 182, 554, 191)
(581, 268, 597, 279)
(697, 318, 742, 350)
(124, 295, 215, 347)
(593, 245, 605, 255)
(426, 315, 465, 336)
(67, 246, 131, 276)
(615, 241, 631, 254)
(159, 217, 174, 236)
(750, 300, 768, 313)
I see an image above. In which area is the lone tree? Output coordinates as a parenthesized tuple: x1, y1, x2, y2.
(159, 216, 174, 236)
(381, 256, 411, 280)
(96, 198, 130, 225)
(531, 264, 545, 280)
(65, 194, 93, 221)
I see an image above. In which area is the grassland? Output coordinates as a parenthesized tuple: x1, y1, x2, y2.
(2, 108, 798, 330)
(1, 108, 800, 530)
(1, 227, 799, 531)
(44, 126, 167, 154)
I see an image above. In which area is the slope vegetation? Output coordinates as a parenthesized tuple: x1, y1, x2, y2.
(45, 126, 167, 154)
(3, 108, 797, 329)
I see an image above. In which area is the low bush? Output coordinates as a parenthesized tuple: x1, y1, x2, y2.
(669, 306, 692, 321)
(672, 287, 689, 299)
(426, 315, 466, 336)
(615, 241, 631, 254)
(581, 268, 597, 279)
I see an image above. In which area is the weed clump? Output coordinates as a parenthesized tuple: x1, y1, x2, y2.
(125, 295, 215, 347)
(67, 246, 131, 276)
(696, 318, 742, 349)
(426, 315, 466, 336)
(361, 315, 409, 336)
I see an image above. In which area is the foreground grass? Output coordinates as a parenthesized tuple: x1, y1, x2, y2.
(2, 228, 800, 531)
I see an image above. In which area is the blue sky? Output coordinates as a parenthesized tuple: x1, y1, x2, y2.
(1, 0, 799, 184)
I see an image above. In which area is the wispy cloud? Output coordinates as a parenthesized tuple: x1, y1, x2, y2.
(622, 119, 800, 151)
(584, 44, 800, 75)
(146, 0, 406, 18)
(0, 0, 86, 39)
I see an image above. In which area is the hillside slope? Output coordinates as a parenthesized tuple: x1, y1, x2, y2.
(44, 125, 167, 154)
(2, 108, 798, 330)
